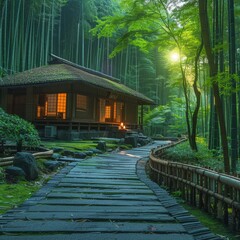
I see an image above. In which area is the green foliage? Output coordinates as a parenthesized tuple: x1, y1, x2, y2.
(143, 97, 187, 136)
(164, 138, 224, 171)
(0, 108, 40, 150)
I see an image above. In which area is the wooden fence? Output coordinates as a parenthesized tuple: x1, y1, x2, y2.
(149, 140, 240, 231)
(0, 150, 53, 167)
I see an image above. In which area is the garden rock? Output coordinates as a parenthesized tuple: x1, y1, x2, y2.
(62, 150, 75, 156)
(138, 136, 151, 146)
(13, 152, 38, 180)
(74, 152, 87, 159)
(89, 148, 102, 154)
(84, 150, 94, 156)
(5, 166, 26, 178)
(52, 147, 64, 153)
(52, 153, 61, 160)
(44, 160, 62, 171)
(96, 141, 106, 152)
(124, 136, 138, 148)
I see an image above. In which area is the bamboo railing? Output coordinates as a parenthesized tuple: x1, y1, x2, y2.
(0, 150, 53, 167)
(149, 140, 240, 231)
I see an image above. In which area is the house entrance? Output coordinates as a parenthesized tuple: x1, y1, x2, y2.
(99, 99, 124, 123)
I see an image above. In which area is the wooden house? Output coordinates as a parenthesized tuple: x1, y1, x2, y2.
(0, 54, 154, 139)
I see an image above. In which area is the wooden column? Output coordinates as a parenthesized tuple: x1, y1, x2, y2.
(141, 105, 144, 130)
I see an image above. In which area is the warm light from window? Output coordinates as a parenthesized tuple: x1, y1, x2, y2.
(37, 106, 41, 118)
(114, 102, 117, 120)
(105, 106, 111, 119)
(57, 93, 67, 119)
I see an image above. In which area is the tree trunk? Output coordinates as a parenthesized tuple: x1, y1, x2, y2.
(199, 0, 230, 173)
(191, 39, 204, 151)
(228, 0, 238, 173)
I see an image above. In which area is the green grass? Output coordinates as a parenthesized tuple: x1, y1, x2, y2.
(182, 203, 239, 240)
(0, 181, 39, 214)
(42, 140, 97, 151)
(42, 139, 132, 153)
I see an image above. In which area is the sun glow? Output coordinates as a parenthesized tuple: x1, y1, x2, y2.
(170, 52, 180, 62)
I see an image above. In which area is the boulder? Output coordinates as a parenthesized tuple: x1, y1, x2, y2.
(84, 151, 94, 156)
(124, 136, 138, 148)
(74, 152, 87, 159)
(52, 153, 61, 160)
(96, 141, 107, 152)
(62, 150, 75, 156)
(13, 152, 39, 180)
(89, 148, 102, 154)
(138, 137, 151, 146)
(5, 166, 26, 178)
(44, 160, 62, 171)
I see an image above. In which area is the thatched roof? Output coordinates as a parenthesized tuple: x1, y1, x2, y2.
(0, 54, 154, 105)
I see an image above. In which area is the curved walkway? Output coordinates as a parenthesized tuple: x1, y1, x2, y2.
(0, 141, 221, 240)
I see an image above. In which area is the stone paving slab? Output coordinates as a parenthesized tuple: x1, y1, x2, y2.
(1, 221, 186, 233)
(46, 192, 158, 200)
(0, 233, 195, 240)
(2, 212, 175, 222)
(12, 205, 169, 213)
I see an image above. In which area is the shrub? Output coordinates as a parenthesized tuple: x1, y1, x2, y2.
(163, 138, 224, 171)
(0, 108, 40, 151)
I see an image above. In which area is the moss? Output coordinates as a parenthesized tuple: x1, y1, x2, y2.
(0, 181, 39, 214)
(42, 140, 121, 152)
(1, 62, 152, 104)
(182, 203, 238, 240)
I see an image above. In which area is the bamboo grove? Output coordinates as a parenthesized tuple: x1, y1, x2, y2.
(1, 0, 240, 173)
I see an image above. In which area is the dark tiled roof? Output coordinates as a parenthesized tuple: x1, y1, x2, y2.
(0, 55, 154, 105)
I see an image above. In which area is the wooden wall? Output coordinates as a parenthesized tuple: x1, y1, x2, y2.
(1, 82, 140, 127)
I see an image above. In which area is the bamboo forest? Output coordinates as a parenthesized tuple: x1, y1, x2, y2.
(1, 0, 240, 176)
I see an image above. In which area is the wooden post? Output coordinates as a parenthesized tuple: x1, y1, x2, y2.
(140, 105, 143, 130)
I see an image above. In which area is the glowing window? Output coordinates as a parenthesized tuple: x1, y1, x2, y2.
(105, 106, 111, 119)
(77, 94, 87, 111)
(113, 102, 117, 120)
(37, 93, 66, 119)
(57, 93, 67, 119)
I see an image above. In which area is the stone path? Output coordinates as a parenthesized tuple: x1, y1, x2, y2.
(0, 141, 221, 240)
